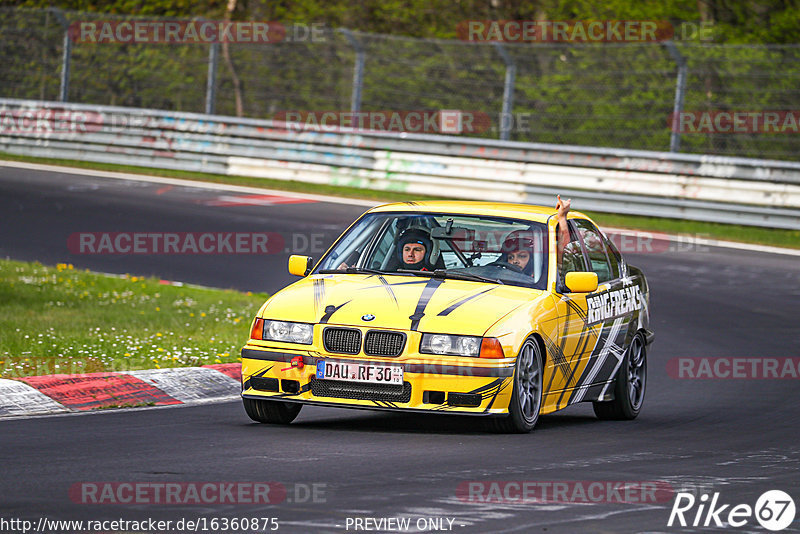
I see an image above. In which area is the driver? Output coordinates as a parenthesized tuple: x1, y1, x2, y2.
(499, 230, 536, 276)
(396, 227, 435, 271)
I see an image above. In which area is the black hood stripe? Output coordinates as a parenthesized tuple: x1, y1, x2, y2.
(320, 300, 351, 324)
(437, 287, 496, 317)
(357, 279, 430, 293)
(313, 278, 326, 316)
(378, 275, 399, 307)
(409, 278, 444, 331)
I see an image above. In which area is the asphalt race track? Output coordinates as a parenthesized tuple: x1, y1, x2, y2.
(1, 163, 799, 533)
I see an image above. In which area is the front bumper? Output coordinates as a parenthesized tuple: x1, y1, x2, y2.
(240, 346, 514, 416)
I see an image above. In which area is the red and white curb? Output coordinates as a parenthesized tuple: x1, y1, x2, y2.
(0, 364, 241, 418)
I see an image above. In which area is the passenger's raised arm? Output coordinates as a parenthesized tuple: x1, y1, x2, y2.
(555, 195, 571, 267)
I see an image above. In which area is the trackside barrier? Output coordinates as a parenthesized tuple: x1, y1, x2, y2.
(1, 98, 799, 229)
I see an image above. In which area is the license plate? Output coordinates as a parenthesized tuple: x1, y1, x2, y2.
(316, 360, 403, 385)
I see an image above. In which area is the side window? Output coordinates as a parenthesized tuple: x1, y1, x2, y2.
(573, 219, 613, 283)
(557, 222, 588, 284)
(602, 233, 623, 280)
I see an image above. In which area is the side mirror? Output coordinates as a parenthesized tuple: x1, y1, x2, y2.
(288, 255, 313, 277)
(565, 272, 598, 293)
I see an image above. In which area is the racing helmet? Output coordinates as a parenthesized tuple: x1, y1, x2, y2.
(396, 227, 434, 268)
(501, 230, 537, 275)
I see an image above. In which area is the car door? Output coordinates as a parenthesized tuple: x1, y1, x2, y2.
(547, 218, 600, 408)
(567, 218, 641, 403)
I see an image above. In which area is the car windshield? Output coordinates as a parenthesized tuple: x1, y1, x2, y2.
(314, 211, 548, 290)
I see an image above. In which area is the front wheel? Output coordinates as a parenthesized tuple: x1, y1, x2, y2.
(593, 332, 647, 420)
(489, 338, 543, 433)
(243, 397, 302, 424)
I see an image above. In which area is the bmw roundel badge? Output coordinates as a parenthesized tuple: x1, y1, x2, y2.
(361, 314, 376, 321)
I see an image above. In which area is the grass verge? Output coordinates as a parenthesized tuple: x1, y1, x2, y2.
(0, 259, 267, 378)
(1, 152, 798, 249)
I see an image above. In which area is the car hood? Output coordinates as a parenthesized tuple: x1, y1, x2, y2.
(261, 273, 544, 336)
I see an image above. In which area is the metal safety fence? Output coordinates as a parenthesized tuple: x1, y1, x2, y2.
(2, 98, 799, 229)
(2, 7, 800, 161)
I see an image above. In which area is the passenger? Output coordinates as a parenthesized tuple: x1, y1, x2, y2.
(500, 230, 536, 276)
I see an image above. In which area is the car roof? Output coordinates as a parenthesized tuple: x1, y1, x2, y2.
(368, 200, 589, 223)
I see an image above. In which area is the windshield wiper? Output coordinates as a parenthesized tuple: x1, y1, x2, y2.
(397, 269, 503, 285)
(318, 267, 386, 275)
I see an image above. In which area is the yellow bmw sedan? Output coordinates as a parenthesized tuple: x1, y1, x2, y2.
(241, 201, 653, 433)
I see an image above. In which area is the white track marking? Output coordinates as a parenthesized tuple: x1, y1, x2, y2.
(0, 378, 68, 416)
(126, 367, 240, 403)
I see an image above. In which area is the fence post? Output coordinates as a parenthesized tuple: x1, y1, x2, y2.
(48, 8, 71, 102)
(664, 41, 687, 153)
(493, 42, 516, 141)
(206, 42, 219, 115)
(338, 29, 365, 113)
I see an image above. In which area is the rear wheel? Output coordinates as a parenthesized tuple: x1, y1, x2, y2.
(593, 332, 646, 420)
(243, 397, 302, 424)
(489, 338, 543, 433)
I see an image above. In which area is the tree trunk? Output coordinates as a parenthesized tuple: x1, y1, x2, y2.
(222, 0, 244, 117)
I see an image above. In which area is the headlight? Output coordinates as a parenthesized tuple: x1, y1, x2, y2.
(263, 320, 313, 344)
(420, 333, 481, 357)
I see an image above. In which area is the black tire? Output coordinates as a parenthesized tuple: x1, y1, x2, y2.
(593, 332, 647, 420)
(489, 338, 543, 433)
(243, 397, 302, 424)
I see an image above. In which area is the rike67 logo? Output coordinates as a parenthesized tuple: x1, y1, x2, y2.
(668, 490, 796, 531)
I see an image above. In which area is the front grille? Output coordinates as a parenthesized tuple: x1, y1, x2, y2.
(323, 327, 361, 354)
(310, 378, 412, 403)
(364, 330, 406, 357)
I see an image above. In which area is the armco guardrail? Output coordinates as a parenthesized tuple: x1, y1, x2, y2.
(1, 98, 799, 230)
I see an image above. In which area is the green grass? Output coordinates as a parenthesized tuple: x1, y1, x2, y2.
(0, 259, 268, 378)
(1, 152, 798, 249)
